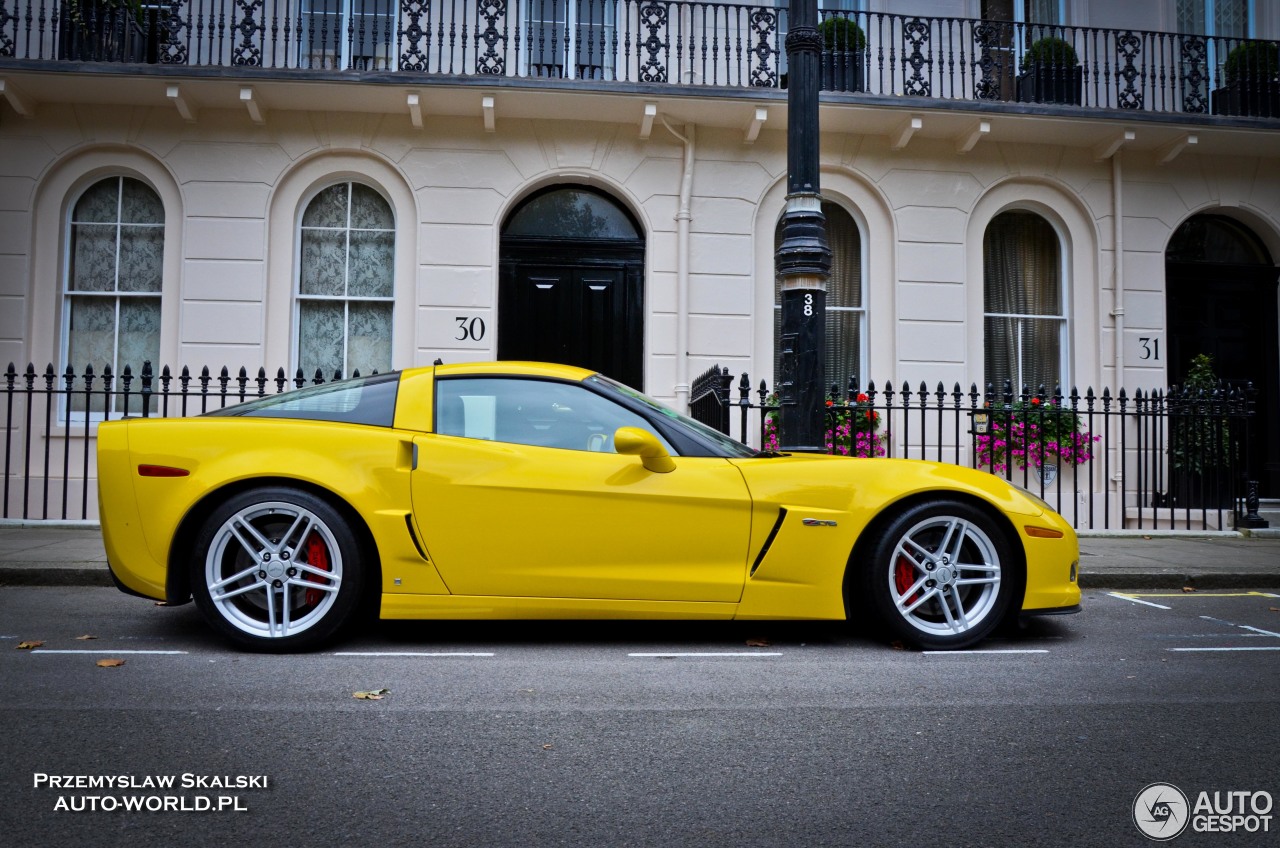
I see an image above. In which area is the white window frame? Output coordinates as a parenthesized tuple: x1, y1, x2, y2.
(981, 209, 1071, 395)
(293, 181, 396, 380)
(59, 175, 164, 422)
(520, 0, 617, 79)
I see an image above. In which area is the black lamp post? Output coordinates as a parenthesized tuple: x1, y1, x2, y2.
(775, 0, 831, 451)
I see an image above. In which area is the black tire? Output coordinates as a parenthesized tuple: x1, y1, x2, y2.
(857, 499, 1017, 650)
(191, 487, 365, 652)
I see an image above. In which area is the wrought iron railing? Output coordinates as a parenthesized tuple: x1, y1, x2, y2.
(689, 364, 1268, 532)
(3, 2, 1278, 118)
(1, 361, 356, 521)
(0, 359, 1269, 529)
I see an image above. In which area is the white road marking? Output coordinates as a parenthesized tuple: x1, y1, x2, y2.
(1107, 592, 1171, 610)
(922, 649, 1050, 655)
(1169, 647, 1280, 652)
(32, 653, 188, 660)
(628, 652, 783, 657)
(332, 652, 495, 657)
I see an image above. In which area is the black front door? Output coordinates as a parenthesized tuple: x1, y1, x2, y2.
(499, 255, 644, 388)
(1166, 262, 1280, 496)
(499, 186, 646, 389)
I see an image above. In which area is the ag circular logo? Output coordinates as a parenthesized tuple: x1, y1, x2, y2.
(1134, 783, 1190, 840)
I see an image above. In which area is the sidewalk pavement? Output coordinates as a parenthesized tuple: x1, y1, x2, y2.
(0, 524, 1277, 592)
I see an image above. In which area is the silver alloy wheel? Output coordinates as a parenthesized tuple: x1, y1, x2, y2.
(887, 514, 1002, 638)
(204, 500, 344, 640)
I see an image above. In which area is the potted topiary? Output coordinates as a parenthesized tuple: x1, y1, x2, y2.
(1211, 40, 1280, 118)
(818, 15, 867, 93)
(1168, 353, 1234, 508)
(1017, 35, 1082, 105)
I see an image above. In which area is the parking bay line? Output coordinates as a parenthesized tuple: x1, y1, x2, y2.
(31, 649, 188, 655)
(922, 649, 1050, 655)
(628, 652, 784, 658)
(332, 652, 496, 657)
(1107, 592, 1171, 609)
(1169, 646, 1280, 652)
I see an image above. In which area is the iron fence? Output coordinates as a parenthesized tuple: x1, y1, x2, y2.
(2, 2, 1278, 119)
(1, 358, 1269, 530)
(2, 361, 357, 521)
(689, 364, 1268, 532)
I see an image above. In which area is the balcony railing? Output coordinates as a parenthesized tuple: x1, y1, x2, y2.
(3, 2, 1278, 118)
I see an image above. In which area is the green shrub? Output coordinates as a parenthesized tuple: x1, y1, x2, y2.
(818, 16, 867, 53)
(1021, 36, 1078, 70)
(1223, 40, 1280, 85)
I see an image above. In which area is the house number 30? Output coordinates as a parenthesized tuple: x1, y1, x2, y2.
(455, 317, 486, 342)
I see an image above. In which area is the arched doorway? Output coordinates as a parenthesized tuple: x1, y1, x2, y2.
(499, 186, 645, 388)
(1166, 214, 1280, 496)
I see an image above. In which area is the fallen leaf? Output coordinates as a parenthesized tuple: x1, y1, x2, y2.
(16, 640, 43, 650)
(542, 744, 554, 751)
(1142, 535, 1152, 540)
(75, 634, 97, 641)
(1269, 607, 1279, 613)
(890, 640, 906, 651)
(153, 601, 170, 607)
(353, 688, 390, 700)
(746, 638, 772, 648)
(96, 658, 125, 668)
(1182, 586, 1196, 593)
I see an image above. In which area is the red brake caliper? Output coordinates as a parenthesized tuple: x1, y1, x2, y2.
(303, 531, 330, 607)
(894, 554, 920, 603)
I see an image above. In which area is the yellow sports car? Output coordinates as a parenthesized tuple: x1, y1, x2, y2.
(97, 361, 1079, 652)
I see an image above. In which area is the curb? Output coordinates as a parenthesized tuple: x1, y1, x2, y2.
(0, 566, 115, 587)
(1077, 572, 1280, 591)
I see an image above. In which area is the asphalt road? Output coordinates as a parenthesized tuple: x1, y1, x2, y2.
(2, 586, 1278, 848)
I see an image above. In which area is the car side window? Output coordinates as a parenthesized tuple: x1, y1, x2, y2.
(435, 378, 673, 454)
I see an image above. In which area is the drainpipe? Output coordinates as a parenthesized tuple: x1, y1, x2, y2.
(1111, 151, 1125, 521)
(663, 116, 696, 412)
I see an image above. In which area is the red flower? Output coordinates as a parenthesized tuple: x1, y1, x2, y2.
(825, 399, 834, 407)
(856, 393, 869, 403)
(1030, 397, 1041, 406)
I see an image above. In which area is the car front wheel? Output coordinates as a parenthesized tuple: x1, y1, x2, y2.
(861, 500, 1016, 650)
(191, 488, 364, 651)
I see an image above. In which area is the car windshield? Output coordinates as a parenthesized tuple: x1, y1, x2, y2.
(586, 375, 757, 458)
(203, 372, 400, 427)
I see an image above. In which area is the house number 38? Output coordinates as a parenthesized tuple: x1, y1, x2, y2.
(804, 293, 813, 317)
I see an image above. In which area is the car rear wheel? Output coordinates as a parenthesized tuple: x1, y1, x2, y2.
(861, 500, 1015, 650)
(192, 488, 364, 651)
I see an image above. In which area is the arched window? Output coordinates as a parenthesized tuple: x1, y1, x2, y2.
(774, 201, 865, 389)
(296, 182, 394, 379)
(63, 176, 163, 408)
(983, 210, 1066, 394)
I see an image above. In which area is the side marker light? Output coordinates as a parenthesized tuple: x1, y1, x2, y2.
(138, 465, 190, 478)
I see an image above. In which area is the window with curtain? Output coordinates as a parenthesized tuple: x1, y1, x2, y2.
(983, 211, 1066, 396)
(297, 182, 394, 380)
(1177, 0, 1251, 37)
(774, 202, 864, 392)
(63, 176, 163, 413)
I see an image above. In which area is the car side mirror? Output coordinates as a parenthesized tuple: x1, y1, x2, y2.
(613, 426, 676, 474)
